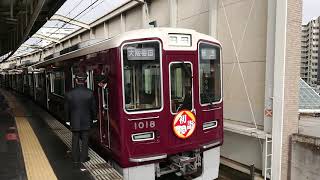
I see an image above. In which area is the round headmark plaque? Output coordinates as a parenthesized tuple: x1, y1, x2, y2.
(172, 110, 196, 139)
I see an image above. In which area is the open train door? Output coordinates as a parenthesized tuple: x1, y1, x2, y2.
(45, 71, 50, 109)
(94, 72, 110, 148)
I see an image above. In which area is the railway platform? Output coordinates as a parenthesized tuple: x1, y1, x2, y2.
(0, 89, 122, 180)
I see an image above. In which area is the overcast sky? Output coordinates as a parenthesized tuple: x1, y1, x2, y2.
(303, 0, 320, 24)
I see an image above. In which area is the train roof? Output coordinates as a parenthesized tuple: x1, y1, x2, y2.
(32, 27, 221, 69)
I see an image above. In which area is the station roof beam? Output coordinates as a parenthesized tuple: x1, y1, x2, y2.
(33, 34, 60, 43)
(50, 14, 90, 30)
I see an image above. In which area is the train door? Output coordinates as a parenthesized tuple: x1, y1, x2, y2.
(92, 69, 109, 148)
(98, 82, 110, 147)
(34, 73, 38, 100)
(166, 55, 199, 145)
(45, 71, 50, 109)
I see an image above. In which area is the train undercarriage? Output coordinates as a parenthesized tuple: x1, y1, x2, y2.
(110, 147, 220, 180)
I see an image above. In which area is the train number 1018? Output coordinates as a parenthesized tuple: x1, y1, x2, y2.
(134, 121, 156, 130)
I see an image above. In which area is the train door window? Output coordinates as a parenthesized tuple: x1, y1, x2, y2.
(23, 75, 27, 85)
(34, 74, 39, 88)
(28, 74, 32, 86)
(198, 43, 221, 105)
(71, 67, 75, 88)
(50, 71, 65, 97)
(122, 41, 162, 112)
(39, 73, 45, 89)
(86, 70, 94, 90)
(170, 62, 193, 113)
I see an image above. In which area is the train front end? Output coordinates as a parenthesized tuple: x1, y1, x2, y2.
(117, 29, 223, 179)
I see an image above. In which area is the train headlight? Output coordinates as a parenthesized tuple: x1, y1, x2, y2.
(168, 34, 191, 47)
(131, 131, 155, 142)
(203, 120, 218, 130)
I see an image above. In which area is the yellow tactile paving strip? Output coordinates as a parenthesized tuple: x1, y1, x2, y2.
(15, 117, 57, 180)
(2, 90, 57, 180)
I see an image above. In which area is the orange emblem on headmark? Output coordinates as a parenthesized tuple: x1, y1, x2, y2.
(173, 110, 196, 139)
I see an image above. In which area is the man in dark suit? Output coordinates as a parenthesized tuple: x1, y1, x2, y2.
(64, 72, 96, 166)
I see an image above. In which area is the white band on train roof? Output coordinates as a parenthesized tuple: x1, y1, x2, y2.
(31, 28, 221, 68)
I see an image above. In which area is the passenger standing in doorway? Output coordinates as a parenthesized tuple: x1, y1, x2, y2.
(64, 72, 97, 168)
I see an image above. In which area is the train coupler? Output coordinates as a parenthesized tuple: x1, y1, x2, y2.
(155, 150, 202, 177)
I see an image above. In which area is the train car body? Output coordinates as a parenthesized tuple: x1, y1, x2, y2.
(4, 28, 223, 180)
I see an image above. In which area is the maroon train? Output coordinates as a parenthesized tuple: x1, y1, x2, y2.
(1, 28, 223, 180)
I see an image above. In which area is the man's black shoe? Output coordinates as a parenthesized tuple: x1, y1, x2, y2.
(80, 164, 87, 172)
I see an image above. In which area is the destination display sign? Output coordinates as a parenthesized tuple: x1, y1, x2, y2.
(127, 47, 155, 60)
(201, 48, 217, 60)
(173, 110, 196, 139)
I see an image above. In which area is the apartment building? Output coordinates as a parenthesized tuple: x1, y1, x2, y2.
(301, 17, 320, 93)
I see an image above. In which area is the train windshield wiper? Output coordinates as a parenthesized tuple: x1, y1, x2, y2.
(203, 90, 214, 107)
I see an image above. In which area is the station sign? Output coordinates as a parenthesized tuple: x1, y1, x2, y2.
(127, 47, 155, 60)
(173, 110, 196, 139)
(201, 48, 217, 60)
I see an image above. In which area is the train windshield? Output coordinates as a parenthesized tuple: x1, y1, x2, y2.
(199, 43, 221, 104)
(170, 62, 193, 113)
(122, 41, 162, 112)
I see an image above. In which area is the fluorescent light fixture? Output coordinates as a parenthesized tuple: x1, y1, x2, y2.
(203, 120, 218, 130)
(168, 34, 191, 47)
(131, 131, 155, 142)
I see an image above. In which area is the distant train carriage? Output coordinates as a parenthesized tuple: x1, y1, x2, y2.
(5, 28, 223, 180)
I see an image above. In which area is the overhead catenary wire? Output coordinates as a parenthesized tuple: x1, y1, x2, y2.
(34, 0, 87, 46)
(66, 0, 86, 16)
(75, 0, 105, 21)
(35, 0, 100, 47)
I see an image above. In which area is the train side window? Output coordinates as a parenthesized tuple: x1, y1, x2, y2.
(124, 68, 132, 104)
(50, 71, 65, 97)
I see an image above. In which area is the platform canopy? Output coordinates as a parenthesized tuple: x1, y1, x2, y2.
(299, 78, 320, 113)
(2, 0, 129, 61)
(0, 0, 66, 61)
